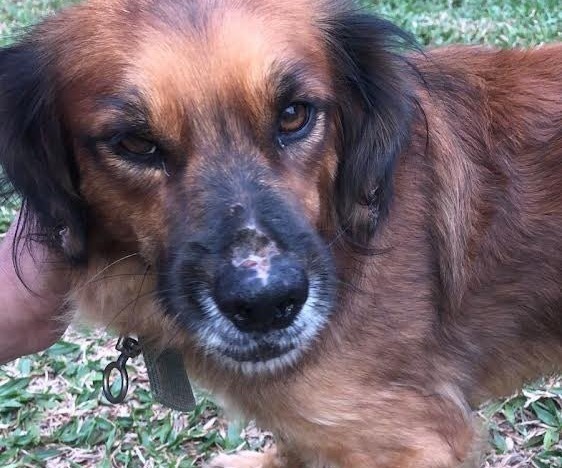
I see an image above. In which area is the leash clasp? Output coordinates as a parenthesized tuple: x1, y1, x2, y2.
(102, 336, 141, 404)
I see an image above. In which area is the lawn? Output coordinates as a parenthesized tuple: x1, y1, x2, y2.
(0, 1, 561, 467)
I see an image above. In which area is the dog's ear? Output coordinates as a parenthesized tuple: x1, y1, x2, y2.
(0, 39, 87, 261)
(322, 11, 416, 247)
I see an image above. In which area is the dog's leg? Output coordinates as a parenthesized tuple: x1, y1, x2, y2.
(207, 450, 280, 468)
(206, 425, 481, 468)
(207, 440, 481, 468)
(207, 445, 307, 468)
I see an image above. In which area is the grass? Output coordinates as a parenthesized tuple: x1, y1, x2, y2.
(0, 1, 561, 467)
(372, 0, 561, 47)
(0, 330, 255, 467)
(0, 0, 74, 46)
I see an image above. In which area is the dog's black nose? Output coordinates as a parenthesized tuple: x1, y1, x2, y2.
(213, 233, 309, 333)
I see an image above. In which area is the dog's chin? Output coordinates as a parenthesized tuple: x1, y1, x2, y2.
(192, 279, 331, 376)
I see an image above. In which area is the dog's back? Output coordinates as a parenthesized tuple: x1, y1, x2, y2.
(400, 45, 562, 401)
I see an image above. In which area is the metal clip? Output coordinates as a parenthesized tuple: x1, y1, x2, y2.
(102, 336, 141, 404)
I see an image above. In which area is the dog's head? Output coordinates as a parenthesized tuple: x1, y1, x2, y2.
(0, 0, 414, 373)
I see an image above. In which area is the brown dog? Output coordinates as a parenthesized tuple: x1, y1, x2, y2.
(1, 0, 561, 466)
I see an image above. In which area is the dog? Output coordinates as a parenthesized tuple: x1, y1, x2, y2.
(1, 0, 561, 466)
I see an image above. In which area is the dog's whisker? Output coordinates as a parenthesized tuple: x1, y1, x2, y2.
(75, 253, 141, 292)
(325, 215, 354, 249)
(80, 271, 159, 286)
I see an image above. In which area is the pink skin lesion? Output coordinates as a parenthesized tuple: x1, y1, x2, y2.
(232, 242, 280, 285)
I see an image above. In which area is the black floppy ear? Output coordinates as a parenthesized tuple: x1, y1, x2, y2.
(322, 11, 416, 247)
(0, 39, 87, 261)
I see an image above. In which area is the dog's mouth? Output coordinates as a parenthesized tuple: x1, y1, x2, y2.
(221, 340, 297, 363)
(190, 277, 331, 374)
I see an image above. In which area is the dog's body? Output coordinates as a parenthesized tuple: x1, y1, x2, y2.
(0, 1, 561, 466)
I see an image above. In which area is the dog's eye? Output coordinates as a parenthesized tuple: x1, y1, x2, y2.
(117, 135, 157, 156)
(109, 134, 163, 168)
(279, 103, 309, 133)
(277, 102, 316, 147)
(279, 103, 311, 134)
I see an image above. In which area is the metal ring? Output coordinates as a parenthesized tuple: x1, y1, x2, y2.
(102, 361, 129, 404)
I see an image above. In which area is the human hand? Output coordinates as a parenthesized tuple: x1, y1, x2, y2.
(0, 212, 71, 364)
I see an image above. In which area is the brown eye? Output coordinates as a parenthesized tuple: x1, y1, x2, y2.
(279, 103, 311, 134)
(118, 135, 157, 155)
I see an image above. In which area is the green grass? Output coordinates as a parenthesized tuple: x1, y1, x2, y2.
(0, 0, 77, 46)
(0, 330, 253, 467)
(0, 1, 561, 467)
(372, 0, 561, 47)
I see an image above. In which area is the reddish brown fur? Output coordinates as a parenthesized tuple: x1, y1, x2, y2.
(1, 1, 561, 467)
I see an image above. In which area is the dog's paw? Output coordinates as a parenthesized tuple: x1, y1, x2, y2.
(207, 450, 280, 468)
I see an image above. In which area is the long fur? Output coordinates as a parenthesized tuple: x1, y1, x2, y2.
(0, 39, 87, 262)
(0, 1, 561, 467)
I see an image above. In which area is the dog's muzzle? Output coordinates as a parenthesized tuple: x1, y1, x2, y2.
(160, 165, 336, 374)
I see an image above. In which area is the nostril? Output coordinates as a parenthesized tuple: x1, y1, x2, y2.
(276, 298, 297, 319)
(272, 296, 304, 329)
(232, 311, 249, 327)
